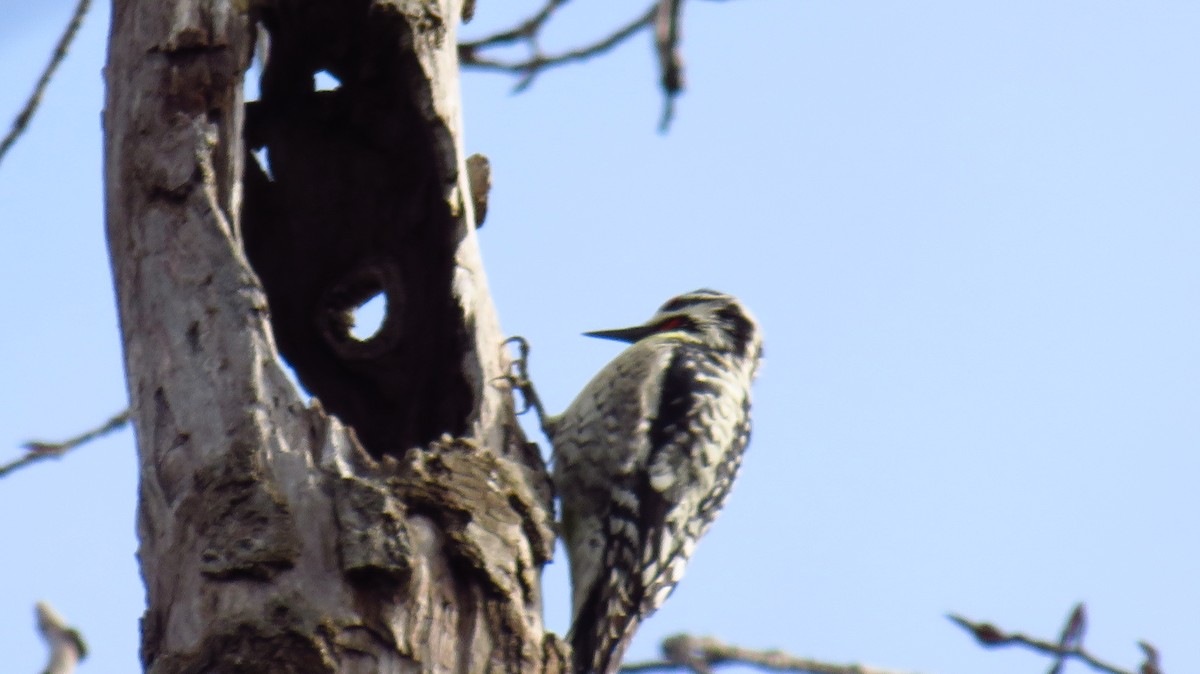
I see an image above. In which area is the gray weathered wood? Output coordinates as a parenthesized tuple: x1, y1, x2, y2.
(104, 1, 563, 671)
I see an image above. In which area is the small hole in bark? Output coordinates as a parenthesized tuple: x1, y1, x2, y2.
(252, 148, 273, 181)
(314, 70, 340, 91)
(319, 261, 404, 359)
(349, 292, 387, 342)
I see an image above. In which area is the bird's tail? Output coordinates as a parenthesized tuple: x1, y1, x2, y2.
(568, 577, 642, 674)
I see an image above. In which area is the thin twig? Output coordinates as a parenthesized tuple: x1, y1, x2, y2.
(461, 0, 570, 49)
(948, 611, 1154, 674)
(0, 0, 92, 168)
(458, 1, 697, 128)
(654, 0, 685, 131)
(1, 409, 130, 479)
(620, 634, 923, 674)
(36, 601, 88, 674)
(462, 4, 658, 93)
(460, 1, 694, 127)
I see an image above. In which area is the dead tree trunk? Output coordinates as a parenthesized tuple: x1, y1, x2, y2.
(104, 0, 563, 671)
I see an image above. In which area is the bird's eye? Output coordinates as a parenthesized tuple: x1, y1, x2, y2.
(657, 317, 686, 331)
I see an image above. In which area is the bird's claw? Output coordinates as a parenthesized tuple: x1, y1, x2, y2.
(500, 336, 551, 434)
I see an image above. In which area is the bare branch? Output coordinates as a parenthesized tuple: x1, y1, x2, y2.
(36, 602, 88, 674)
(460, 0, 570, 50)
(948, 608, 1154, 674)
(0, 0, 92, 168)
(461, 4, 657, 92)
(620, 634, 924, 674)
(1, 409, 129, 479)
(459, 1, 691, 127)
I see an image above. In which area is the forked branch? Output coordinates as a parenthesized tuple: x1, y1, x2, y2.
(459, 0, 689, 130)
(949, 604, 1162, 674)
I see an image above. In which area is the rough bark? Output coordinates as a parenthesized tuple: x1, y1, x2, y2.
(104, 0, 564, 672)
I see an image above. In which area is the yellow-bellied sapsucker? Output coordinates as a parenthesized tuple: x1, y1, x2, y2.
(541, 289, 763, 674)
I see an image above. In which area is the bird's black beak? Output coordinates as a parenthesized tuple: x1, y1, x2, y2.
(583, 324, 657, 344)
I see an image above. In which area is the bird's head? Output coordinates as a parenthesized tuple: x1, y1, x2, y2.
(584, 289, 762, 363)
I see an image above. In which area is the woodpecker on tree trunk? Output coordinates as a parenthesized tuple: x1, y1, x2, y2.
(519, 289, 763, 674)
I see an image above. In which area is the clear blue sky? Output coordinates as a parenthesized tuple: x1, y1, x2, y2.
(2, 2, 1197, 673)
